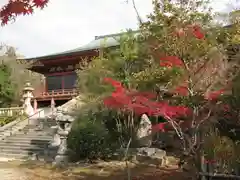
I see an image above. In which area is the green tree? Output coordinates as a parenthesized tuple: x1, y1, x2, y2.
(77, 30, 147, 98)
(0, 46, 42, 105)
(0, 63, 15, 107)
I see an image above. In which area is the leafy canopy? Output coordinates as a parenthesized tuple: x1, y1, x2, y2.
(0, 63, 15, 107)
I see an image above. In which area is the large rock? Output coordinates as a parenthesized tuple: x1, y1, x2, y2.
(136, 147, 156, 156)
(136, 114, 152, 147)
(135, 147, 167, 167)
(118, 147, 179, 167)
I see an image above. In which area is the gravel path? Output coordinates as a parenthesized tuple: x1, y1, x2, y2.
(0, 168, 28, 180)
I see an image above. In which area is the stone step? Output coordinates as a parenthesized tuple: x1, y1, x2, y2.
(0, 132, 4, 136)
(0, 151, 56, 161)
(21, 124, 55, 128)
(0, 142, 48, 148)
(21, 126, 55, 131)
(0, 147, 44, 154)
(0, 139, 50, 145)
(13, 135, 53, 139)
(3, 134, 52, 140)
(6, 136, 53, 142)
(20, 128, 55, 133)
(0, 147, 57, 156)
(0, 152, 29, 159)
(0, 146, 46, 152)
(16, 130, 53, 134)
(14, 132, 53, 137)
(0, 151, 46, 159)
(26, 121, 56, 125)
(6, 132, 51, 136)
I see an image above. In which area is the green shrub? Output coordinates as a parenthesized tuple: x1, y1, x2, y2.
(0, 113, 27, 126)
(67, 113, 119, 162)
(0, 116, 15, 126)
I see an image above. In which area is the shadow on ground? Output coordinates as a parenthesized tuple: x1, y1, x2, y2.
(17, 161, 194, 180)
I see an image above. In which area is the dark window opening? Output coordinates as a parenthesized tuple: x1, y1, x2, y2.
(46, 76, 62, 91)
(63, 74, 77, 89)
(46, 73, 77, 91)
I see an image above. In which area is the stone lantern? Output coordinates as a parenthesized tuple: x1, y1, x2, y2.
(22, 82, 34, 116)
(53, 107, 75, 166)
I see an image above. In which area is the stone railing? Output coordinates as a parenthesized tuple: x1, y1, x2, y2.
(0, 108, 45, 141)
(0, 107, 24, 117)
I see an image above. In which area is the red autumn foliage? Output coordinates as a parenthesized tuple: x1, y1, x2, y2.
(204, 159, 216, 164)
(222, 104, 230, 112)
(174, 25, 205, 40)
(103, 76, 227, 133)
(160, 56, 184, 68)
(103, 77, 192, 132)
(0, 0, 49, 25)
(129, 91, 157, 99)
(103, 56, 225, 133)
(191, 25, 205, 39)
(173, 85, 189, 96)
(205, 89, 225, 100)
(152, 122, 167, 132)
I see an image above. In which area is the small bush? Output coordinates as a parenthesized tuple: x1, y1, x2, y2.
(0, 113, 27, 126)
(67, 113, 119, 162)
(0, 116, 15, 126)
(203, 128, 240, 173)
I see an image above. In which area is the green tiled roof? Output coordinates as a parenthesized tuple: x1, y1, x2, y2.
(56, 35, 120, 54)
(21, 31, 139, 61)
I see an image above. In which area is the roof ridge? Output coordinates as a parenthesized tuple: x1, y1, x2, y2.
(95, 30, 140, 40)
(95, 32, 125, 40)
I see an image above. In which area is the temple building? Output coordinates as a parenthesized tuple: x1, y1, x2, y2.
(18, 32, 121, 106)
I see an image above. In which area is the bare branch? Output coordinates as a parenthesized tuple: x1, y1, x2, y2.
(131, 0, 143, 25)
(196, 109, 212, 131)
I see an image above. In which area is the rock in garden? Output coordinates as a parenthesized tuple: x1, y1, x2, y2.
(154, 148, 167, 158)
(134, 147, 167, 167)
(137, 147, 156, 156)
(136, 114, 152, 147)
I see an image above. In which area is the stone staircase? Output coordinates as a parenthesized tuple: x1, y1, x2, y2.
(0, 97, 84, 161)
(0, 117, 57, 160)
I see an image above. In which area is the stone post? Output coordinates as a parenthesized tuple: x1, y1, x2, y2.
(22, 83, 34, 117)
(53, 107, 74, 167)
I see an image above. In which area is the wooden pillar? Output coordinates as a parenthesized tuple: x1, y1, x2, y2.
(61, 75, 64, 90)
(42, 76, 47, 92)
(44, 76, 47, 92)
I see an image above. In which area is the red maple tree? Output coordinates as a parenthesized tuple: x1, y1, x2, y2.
(0, 0, 49, 25)
(102, 25, 231, 164)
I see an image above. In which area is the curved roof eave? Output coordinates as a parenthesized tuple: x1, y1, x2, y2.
(19, 30, 140, 62)
(20, 37, 119, 61)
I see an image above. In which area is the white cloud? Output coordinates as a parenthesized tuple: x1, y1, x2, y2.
(0, 0, 230, 58)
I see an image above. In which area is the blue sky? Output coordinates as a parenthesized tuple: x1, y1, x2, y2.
(0, 0, 235, 58)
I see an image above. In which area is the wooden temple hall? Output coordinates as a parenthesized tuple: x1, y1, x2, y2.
(18, 32, 121, 106)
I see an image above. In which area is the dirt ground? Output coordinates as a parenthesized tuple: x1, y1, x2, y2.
(0, 160, 194, 180)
